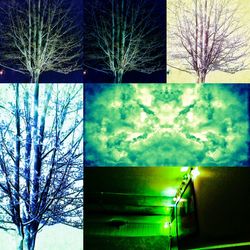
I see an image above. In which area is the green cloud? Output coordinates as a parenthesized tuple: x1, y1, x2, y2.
(85, 84, 249, 166)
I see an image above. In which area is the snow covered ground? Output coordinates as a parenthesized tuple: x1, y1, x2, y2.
(0, 224, 83, 250)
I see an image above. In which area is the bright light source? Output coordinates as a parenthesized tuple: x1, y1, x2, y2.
(163, 188, 176, 197)
(174, 196, 181, 203)
(164, 222, 169, 228)
(181, 167, 189, 172)
(191, 167, 200, 180)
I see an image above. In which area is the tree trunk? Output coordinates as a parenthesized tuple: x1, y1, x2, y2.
(114, 70, 124, 83)
(197, 72, 206, 83)
(28, 234, 36, 250)
(31, 71, 40, 83)
(17, 234, 24, 250)
(201, 72, 206, 83)
(17, 231, 37, 250)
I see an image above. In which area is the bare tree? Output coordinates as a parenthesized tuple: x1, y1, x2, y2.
(168, 0, 249, 83)
(0, 0, 82, 83)
(84, 0, 165, 83)
(0, 83, 83, 250)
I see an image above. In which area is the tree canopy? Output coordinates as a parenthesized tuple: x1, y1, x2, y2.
(0, 0, 82, 82)
(0, 83, 83, 250)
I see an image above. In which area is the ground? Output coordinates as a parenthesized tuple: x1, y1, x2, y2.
(0, 224, 83, 250)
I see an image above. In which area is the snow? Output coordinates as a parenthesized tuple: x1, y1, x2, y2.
(0, 224, 83, 250)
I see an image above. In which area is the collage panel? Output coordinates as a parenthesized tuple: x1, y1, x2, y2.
(84, 166, 250, 250)
(0, 1, 83, 83)
(0, 0, 249, 249)
(85, 83, 250, 167)
(0, 83, 84, 249)
(83, 0, 166, 83)
(167, 0, 250, 83)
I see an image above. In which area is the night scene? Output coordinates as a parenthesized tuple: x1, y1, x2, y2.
(85, 167, 250, 250)
(0, 0, 83, 83)
(84, 0, 166, 83)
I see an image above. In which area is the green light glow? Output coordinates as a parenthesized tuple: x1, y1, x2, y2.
(162, 188, 177, 197)
(85, 84, 249, 166)
(163, 222, 169, 229)
(174, 196, 181, 203)
(191, 167, 200, 180)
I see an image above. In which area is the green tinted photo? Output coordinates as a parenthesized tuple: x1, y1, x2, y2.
(85, 84, 249, 166)
(85, 167, 250, 250)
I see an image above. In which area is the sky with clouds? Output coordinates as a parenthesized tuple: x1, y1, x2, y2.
(85, 84, 249, 167)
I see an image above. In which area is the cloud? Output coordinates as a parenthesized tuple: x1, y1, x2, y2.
(85, 84, 249, 166)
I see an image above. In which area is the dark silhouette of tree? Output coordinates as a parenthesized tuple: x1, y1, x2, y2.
(168, 0, 249, 83)
(0, 83, 83, 250)
(0, 0, 82, 83)
(84, 0, 165, 83)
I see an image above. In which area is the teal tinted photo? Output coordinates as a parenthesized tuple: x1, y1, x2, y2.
(85, 84, 250, 166)
(0, 84, 83, 250)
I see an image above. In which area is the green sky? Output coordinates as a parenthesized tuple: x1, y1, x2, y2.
(85, 84, 249, 166)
